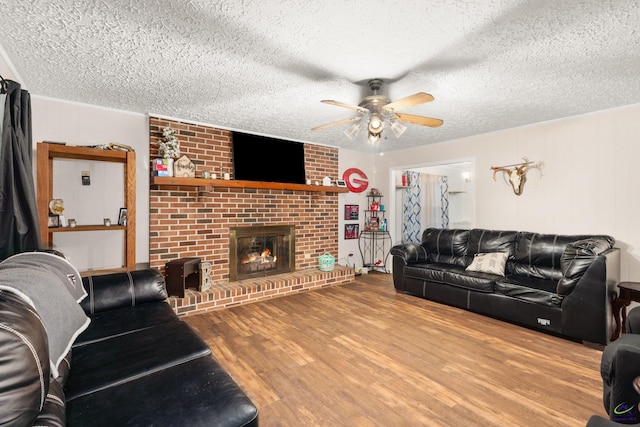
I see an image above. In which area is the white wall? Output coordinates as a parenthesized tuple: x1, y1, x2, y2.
(338, 148, 377, 269)
(31, 97, 149, 271)
(374, 103, 640, 281)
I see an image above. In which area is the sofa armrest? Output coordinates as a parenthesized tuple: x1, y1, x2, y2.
(561, 248, 620, 345)
(558, 237, 615, 296)
(80, 269, 168, 315)
(390, 243, 428, 264)
(390, 243, 428, 292)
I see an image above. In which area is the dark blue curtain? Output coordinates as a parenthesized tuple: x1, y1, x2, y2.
(0, 79, 40, 260)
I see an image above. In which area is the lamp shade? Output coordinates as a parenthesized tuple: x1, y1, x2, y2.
(390, 121, 407, 138)
(344, 122, 361, 140)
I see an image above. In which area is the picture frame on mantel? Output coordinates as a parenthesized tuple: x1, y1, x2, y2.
(344, 204, 359, 220)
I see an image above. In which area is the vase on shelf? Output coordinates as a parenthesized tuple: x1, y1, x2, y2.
(167, 158, 174, 177)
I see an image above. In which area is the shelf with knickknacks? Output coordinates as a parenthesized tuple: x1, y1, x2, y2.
(36, 142, 136, 272)
(358, 188, 391, 273)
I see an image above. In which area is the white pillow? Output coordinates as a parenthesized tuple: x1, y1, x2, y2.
(466, 252, 508, 276)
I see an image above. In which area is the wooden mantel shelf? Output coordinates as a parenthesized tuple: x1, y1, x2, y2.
(151, 176, 349, 193)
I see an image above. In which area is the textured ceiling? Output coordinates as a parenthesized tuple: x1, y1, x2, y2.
(1, 0, 639, 152)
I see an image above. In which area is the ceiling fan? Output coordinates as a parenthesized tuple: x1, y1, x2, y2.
(312, 79, 443, 144)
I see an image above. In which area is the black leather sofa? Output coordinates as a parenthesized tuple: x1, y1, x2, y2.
(0, 255, 258, 426)
(390, 228, 620, 345)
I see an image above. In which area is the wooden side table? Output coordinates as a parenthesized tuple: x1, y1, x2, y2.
(611, 282, 640, 341)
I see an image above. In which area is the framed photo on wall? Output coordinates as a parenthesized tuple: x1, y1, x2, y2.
(344, 204, 359, 220)
(344, 223, 359, 240)
(118, 208, 128, 226)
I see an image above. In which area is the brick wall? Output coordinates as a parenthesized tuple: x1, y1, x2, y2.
(149, 116, 340, 283)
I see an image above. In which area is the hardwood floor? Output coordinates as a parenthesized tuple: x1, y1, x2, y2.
(184, 272, 607, 427)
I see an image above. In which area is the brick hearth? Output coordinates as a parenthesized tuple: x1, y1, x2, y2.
(168, 265, 354, 316)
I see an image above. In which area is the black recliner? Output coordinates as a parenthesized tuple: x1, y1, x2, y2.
(588, 307, 640, 426)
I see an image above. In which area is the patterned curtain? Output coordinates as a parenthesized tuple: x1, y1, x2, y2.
(401, 171, 422, 243)
(440, 176, 449, 229)
(402, 172, 451, 243)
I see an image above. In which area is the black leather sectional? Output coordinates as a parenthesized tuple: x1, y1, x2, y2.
(0, 265, 258, 426)
(391, 228, 620, 345)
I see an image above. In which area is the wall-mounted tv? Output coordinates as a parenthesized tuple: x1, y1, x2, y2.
(232, 132, 306, 184)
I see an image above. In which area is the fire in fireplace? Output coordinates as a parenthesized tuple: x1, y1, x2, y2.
(241, 248, 276, 272)
(229, 225, 295, 281)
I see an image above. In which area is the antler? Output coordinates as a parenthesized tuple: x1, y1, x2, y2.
(491, 157, 530, 196)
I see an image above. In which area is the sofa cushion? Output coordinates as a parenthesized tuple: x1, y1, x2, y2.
(73, 302, 179, 347)
(0, 290, 50, 426)
(467, 229, 518, 261)
(66, 356, 259, 427)
(421, 228, 470, 267)
(65, 321, 211, 401)
(512, 232, 590, 281)
(466, 252, 509, 276)
(557, 237, 614, 296)
(80, 269, 167, 315)
(404, 263, 496, 292)
(495, 275, 563, 307)
(443, 270, 496, 292)
(403, 263, 446, 282)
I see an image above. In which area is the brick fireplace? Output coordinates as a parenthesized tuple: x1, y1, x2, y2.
(149, 117, 354, 315)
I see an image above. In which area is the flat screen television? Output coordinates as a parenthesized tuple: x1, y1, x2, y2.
(232, 132, 306, 184)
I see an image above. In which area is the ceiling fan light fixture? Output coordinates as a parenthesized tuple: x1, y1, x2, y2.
(367, 132, 380, 145)
(368, 113, 384, 134)
(390, 121, 407, 138)
(344, 122, 361, 140)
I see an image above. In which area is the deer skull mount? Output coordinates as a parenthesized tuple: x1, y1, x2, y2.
(490, 157, 541, 196)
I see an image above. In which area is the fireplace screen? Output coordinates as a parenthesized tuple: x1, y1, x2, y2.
(229, 225, 295, 281)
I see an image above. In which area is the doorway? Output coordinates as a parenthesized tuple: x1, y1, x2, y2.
(390, 160, 474, 244)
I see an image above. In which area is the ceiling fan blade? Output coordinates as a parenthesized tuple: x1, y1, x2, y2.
(321, 100, 370, 114)
(394, 113, 443, 128)
(311, 115, 362, 131)
(382, 92, 434, 113)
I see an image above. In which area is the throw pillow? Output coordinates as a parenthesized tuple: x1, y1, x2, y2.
(466, 252, 509, 276)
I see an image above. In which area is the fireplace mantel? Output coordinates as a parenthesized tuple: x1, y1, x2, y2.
(152, 176, 349, 194)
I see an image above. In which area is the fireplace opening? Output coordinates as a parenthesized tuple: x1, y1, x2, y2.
(229, 225, 295, 281)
